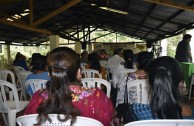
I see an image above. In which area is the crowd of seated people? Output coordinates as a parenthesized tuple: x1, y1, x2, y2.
(24, 47, 114, 126)
(14, 47, 193, 126)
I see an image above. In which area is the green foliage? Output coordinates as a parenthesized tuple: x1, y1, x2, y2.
(167, 34, 182, 57)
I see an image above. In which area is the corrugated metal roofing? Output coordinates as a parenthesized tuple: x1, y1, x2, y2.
(0, 0, 194, 46)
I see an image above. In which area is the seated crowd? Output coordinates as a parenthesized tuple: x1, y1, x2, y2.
(10, 47, 194, 125)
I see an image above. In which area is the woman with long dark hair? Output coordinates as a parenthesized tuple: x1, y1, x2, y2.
(24, 47, 114, 126)
(149, 56, 183, 119)
(126, 56, 193, 122)
(114, 51, 153, 125)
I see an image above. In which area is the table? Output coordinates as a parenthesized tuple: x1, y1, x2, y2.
(180, 62, 194, 90)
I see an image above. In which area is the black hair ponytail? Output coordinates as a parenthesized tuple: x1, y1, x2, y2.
(149, 66, 182, 119)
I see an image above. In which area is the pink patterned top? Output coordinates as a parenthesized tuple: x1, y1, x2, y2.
(24, 86, 114, 126)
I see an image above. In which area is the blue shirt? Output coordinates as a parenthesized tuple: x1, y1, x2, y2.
(25, 72, 50, 96)
(127, 103, 194, 122)
(26, 72, 50, 81)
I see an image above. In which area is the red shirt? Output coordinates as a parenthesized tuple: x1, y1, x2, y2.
(24, 86, 114, 126)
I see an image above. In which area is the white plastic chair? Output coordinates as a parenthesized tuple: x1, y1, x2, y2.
(15, 71, 32, 100)
(81, 78, 111, 98)
(25, 79, 48, 98)
(81, 69, 102, 78)
(17, 114, 103, 126)
(189, 74, 194, 100)
(13, 66, 25, 72)
(124, 120, 194, 126)
(127, 79, 149, 104)
(0, 80, 29, 126)
(0, 69, 18, 100)
(0, 69, 16, 85)
(80, 63, 88, 70)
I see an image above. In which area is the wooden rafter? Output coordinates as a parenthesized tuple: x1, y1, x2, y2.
(0, 18, 52, 35)
(144, 0, 194, 12)
(32, 0, 81, 26)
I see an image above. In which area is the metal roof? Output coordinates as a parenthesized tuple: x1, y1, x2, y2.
(1, 0, 194, 46)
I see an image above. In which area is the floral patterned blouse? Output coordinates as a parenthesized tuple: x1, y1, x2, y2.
(24, 86, 114, 126)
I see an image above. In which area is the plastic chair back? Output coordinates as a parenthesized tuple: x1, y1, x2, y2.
(127, 79, 149, 104)
(81, 78, 111, 98)
(13, 66, 25, 72)
(81, 69, 102, 78)
(25, 79, 48, 97)
(0, 80, 20, 111)
(16, 71, 32, 100)
(80, 63, 88, 70)
(0, 69, 16, 85)
(17, 114, 103, 126)
(0, 69, 17, 100)
(124, 120, 194, 126)
(0, 80, 29, 126)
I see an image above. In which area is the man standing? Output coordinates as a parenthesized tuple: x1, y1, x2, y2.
(175, 34, 192, 62)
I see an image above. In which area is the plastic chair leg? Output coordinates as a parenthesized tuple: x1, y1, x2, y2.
(8, 109, 17, 126)
(2, 113, 8, 126)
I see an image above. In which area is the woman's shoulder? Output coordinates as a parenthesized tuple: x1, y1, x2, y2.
(182, 105, 194, 119)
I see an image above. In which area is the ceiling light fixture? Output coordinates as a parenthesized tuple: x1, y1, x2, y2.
(12, 16, 18, 19)
(6, 18, 13, 21)
(14, 14, 21, 18)
(91, 3, 128, 15)
(24, 9, 30, 12)
(20, 13, 29, 16)
(99, 7, 128, 15)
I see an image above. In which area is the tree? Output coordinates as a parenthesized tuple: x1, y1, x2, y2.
(167, 34, 182, 57)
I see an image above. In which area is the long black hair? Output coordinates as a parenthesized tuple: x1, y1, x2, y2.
(136, 51, 153, 70)
(36, 47, 80, 126)
(123, 49, 134, 69)
(89, 52, 102, 73)
(148, 56, 183, 119)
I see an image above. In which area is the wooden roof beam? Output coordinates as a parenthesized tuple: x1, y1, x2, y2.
(0, 18, 52, 35)
(144, 0, 194, 12)
(32, 0, 81, 26)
